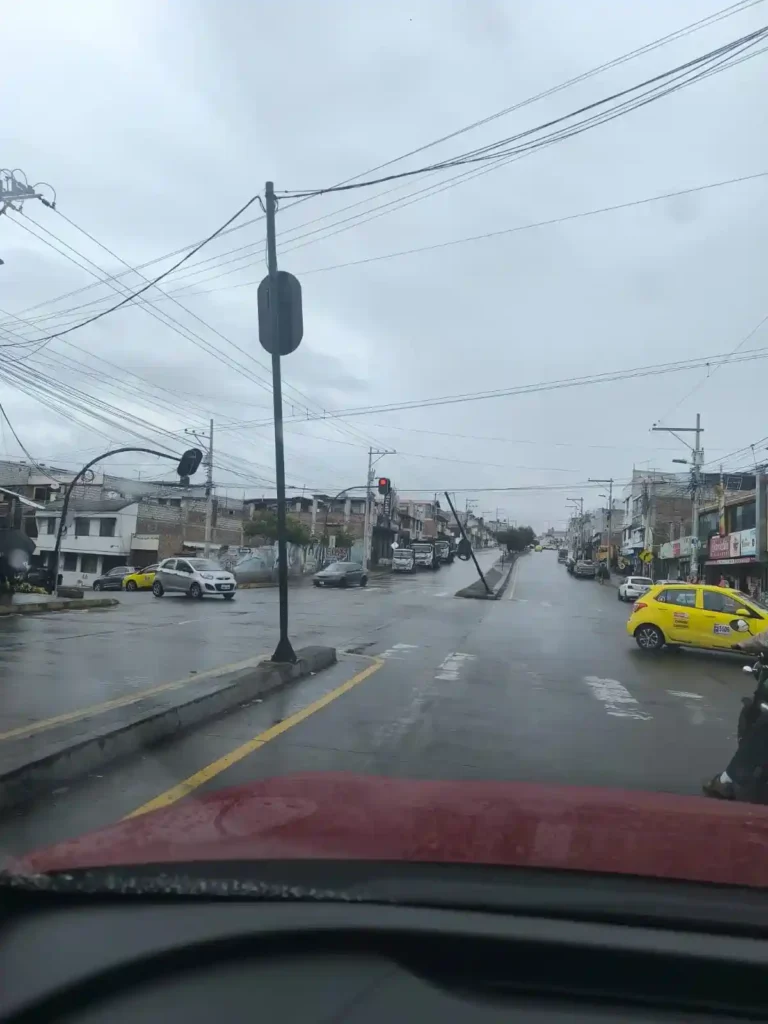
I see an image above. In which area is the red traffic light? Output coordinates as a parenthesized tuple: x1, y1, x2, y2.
(377, 477, 391, 495)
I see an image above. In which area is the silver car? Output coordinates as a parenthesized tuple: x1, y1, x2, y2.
(313, 561, 367, 588)
(152, 557, 237, 600)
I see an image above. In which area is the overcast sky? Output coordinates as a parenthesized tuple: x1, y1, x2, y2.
(2, 0, 767, 530)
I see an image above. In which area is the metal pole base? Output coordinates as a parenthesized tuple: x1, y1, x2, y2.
(271, 636, 297, 664)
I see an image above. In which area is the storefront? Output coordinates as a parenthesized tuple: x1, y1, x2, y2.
(658, 535, 695, 581)
(704, 528, 761, 597)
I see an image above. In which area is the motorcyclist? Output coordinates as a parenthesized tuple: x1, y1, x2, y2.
(704, 628, 768, 800)
(597, 561, 609, 584)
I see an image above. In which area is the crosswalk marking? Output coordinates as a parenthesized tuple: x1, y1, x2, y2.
(435, 652, 476, 680)
(583, 676, 652, 721)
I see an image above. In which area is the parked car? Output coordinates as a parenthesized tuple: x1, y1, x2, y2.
(24, 565, 54, 590)
(392, 548, 416, 573)
(618, 576, 654, 602)
(152, 557, 236, 599)
(122, 564, 158, 591)
(313, 561, 368, 588)
(573, 559, 597, 578)
(92, 566, 136, 591)
(627, 583, 767, 652)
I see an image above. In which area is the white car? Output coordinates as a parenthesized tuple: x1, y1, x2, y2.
(618, 576, 654, 602)
(152, 557, 237, 600)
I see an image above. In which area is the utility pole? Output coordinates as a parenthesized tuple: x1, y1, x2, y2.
(362, 446, 395, 571)
(204, 418, 214, 557)
(588, 478, 613, 565)
(264, 180, 295, 663)
(652, 412, 703, 579)
(185, 420, 214, 557)
(566, 497, 583, 555)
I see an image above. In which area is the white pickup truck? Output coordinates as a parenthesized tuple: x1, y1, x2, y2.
(412, 542, 439, 570)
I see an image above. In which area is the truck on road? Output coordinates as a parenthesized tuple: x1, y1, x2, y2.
(412, 541, 440, 570)
(434, 539, 453, 564)
(392, 547, 416, 573)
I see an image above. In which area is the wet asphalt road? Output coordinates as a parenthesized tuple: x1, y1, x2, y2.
(1, 549, 755, 855)
(0, 550, 500, 735)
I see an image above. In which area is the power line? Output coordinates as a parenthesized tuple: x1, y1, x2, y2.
(276, 26, 768, 197)
(225, 346, 768, 430)
(3, 0, 760, 329)
(0, 192, 262, 349)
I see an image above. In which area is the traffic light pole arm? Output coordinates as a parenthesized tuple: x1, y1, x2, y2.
(51, 447, 183, 595)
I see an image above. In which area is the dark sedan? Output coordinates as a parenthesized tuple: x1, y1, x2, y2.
(313, 561, 368, 588)
(92, 566, 136, 591)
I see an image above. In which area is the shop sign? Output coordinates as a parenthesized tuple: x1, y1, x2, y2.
(730, 532, 741, 557)
(709, 534, 731, 560)
(660, 536, 694, 560)
(739, 528, 757, 557)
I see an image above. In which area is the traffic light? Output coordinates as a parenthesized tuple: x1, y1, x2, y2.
(377, 477, 391, 496)
(177, 447, 203, 480)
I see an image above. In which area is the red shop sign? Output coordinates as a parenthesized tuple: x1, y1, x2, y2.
(709, 535, 731, 560)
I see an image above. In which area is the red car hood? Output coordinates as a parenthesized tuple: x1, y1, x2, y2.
(18, 773, 768, 887)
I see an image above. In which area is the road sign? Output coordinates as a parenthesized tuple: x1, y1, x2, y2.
(391, 541, 399, 550)
(639, 549, 653, 563)
(257, 271, 303, 355)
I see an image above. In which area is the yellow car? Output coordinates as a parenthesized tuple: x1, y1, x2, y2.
(626, 582, 768, 652)
(535, 545, 543, 552)
(121, 564, 158, 592)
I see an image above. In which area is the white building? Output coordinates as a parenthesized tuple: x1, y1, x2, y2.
(34, 498, 142, 588)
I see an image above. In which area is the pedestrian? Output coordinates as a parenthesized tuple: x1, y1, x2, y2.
(718, 574, 728, 588)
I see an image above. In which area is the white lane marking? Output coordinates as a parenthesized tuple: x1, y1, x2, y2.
(583, 676, 652, 721)
(540, 600, 552, 608)
(435, 591, 449, 598)
(380, 643, 419, 660)
(666, 689, 707, 725)
(435, 651, 476, 680)
(176, 620, 194, 626)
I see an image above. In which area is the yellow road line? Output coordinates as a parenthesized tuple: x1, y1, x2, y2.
(0, 654, 269, 743)
(124, 657, 386, 819)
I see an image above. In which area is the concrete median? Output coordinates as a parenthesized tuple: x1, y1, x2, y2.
(454, 554, 518, 600)
(0, 596, 119, 616)
(0, 645, 336, 811)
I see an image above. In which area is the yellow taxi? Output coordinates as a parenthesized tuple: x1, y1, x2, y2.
(121, 564, 158, 592)
(534, 545, 543, 552)
(626, 582, 768, 652)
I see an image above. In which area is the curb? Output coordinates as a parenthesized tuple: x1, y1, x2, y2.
(0, 645, 336, 811)
(0, 597, 119, 617)
(454, 554, 519, 600)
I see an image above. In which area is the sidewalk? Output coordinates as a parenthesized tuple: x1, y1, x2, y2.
(0, 594, 118, 616)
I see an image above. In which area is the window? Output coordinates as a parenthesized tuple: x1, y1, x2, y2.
(176, 560, 192, 573)
(659, 588, 696, 607)
(170, 499, 181, 508)
(99, 518, 116, 537)
(62, 553, 77, 572)
(80, 554, 99, 574)
(74, 517, 91, 537)
(46, 517, 56, 535)
(33, 486, 48, 502)
(730, 503, 756, 532)
(162, 559, 176, 570)
(703, 591, 757, 616)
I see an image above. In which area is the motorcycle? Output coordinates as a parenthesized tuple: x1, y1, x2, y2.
(731, 651, 768, 803)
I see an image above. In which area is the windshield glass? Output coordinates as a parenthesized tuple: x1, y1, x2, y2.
(7, 3, 768, 899)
